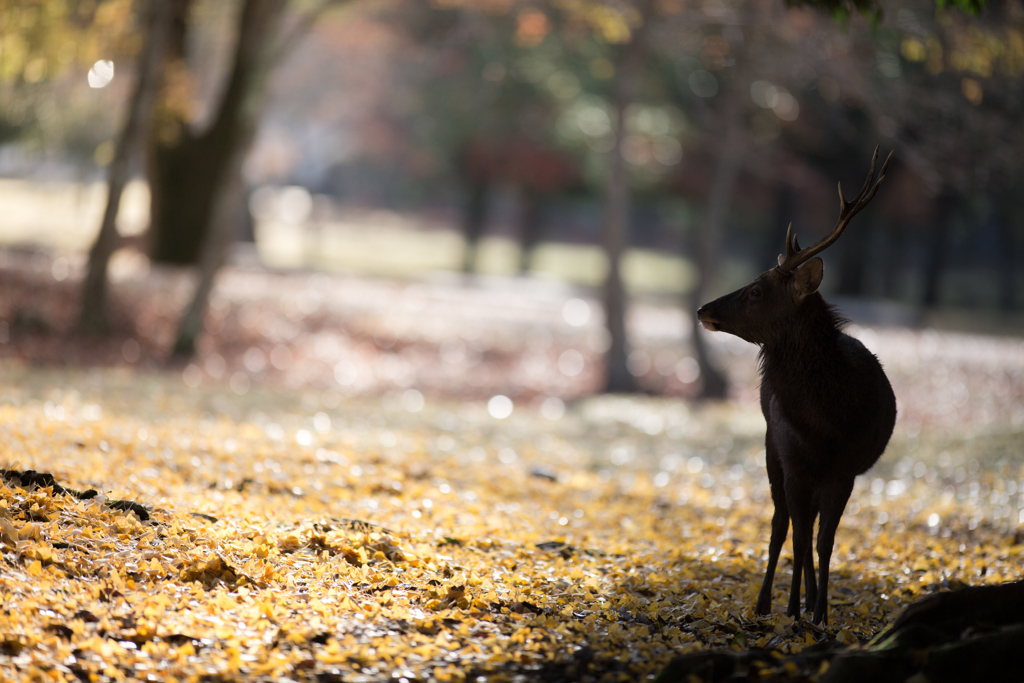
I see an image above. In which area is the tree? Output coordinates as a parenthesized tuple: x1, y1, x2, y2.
(385, 1, 653, 391)
(382, 2, 580, 275)
(789, 0, 984, 20)
(458, 139, 578, 274)
(142, 0, 344, 356)
(62, 0, 352, 350)
(148, 0, 268, 266)
(686, 96, 745, 400)
(820, 0, 1024, 307)
(597, 1, 654, 393)
(79, 0, 175, 335)
(169, 0, 289, 356)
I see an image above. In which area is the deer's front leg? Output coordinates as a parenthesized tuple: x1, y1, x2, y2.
(756, 444, 788, 615)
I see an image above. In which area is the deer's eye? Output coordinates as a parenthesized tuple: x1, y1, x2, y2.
(749, 287, 762, 300)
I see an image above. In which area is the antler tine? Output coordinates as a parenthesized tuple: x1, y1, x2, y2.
(785, 223, 797, 257)
(779, 223, 800, 267)
(777, 148, 893, 273)
(847, 147, 893, 216)
(853, 145, 880, 207)
(839, 148, 892, 222)
(838, 146, 878, 216)
(861, 150, 893, 207)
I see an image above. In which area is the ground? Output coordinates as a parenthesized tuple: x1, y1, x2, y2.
(2, 251, 1024, 682)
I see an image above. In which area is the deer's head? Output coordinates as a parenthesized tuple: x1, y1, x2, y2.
(697, 147, 892, 345)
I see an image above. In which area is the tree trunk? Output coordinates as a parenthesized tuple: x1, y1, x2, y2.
(836, 208, 871, 296)
(657, 580, 1024, 683)
(602, 90, 634, 393)
(149, 134, 220, 265)
(689, 99, 744, 400)
(147, 0, 197, 264)
(78, 0, 174, 335)
(923, 190, 955, 307)
(461, 178, 488, 274)
(173, 138, 251, 357)
(149, 0, 285, 267)
(996, 198, 1015, 311)
(599, 0, 654, 394)
(518, 186, 542, 275)
(882, 216, 905, 299)
(172, 0, 287, 357)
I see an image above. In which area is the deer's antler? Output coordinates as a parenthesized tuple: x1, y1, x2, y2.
(777, 146, 893, 273)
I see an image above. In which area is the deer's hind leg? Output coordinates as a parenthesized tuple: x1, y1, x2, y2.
(812, 478, 855, 625)
(803, 509, 818, 612)
(756, 437, 788, 615)
(785, 477, 816, 619)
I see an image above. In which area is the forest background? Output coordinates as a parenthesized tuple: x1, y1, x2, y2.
(1, 0, 1024, 681)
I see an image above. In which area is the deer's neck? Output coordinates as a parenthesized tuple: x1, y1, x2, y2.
(759, 296, 847, 400)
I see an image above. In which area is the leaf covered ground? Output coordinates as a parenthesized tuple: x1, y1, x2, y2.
(2, 362, 1023, 683)
(2, 254, 1024, 681)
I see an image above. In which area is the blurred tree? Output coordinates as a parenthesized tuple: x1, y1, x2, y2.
(0, 0, 334, 345)
(407, 0, 758, 395)
(152, 0, 346, 356)
(409, 0, 666, 392)
(149, 0, 283, 267)
(824, 0, 1024, 308)
(384, 2, 580, 275)
(167, 0, 1014, 375)
(169, 0, 286, 355)
(995, 190, 1021, 311)
(654, 0, 807, 399)
(793, 108, 880, 298)
(459, 139, 578, 273)
(79, 0, 175, 335)
(597, 0, 653, 394)
(790, 0, 984, 20)
(686, 96, 745, 400)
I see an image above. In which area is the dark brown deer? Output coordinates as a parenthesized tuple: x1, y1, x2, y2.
(696, 148, 897, 625)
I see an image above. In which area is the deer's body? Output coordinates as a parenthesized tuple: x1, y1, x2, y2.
(757, 291, 895, 624)
(759, 295, 894, 484)
(697, 149, 896, 625)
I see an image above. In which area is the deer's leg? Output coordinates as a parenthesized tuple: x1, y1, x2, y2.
(812, 478, 855, 625)
(803, 520, 818, 612)
(756, 444, 788, 615)
(786, 479, 815, 619)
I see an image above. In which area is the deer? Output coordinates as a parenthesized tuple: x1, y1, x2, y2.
(696, 148, 897, 626)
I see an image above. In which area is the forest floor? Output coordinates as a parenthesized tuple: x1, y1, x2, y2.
(2, 251, 1024, 681)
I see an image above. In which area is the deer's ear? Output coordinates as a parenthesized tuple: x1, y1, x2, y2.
(794, 258, 823, 298)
